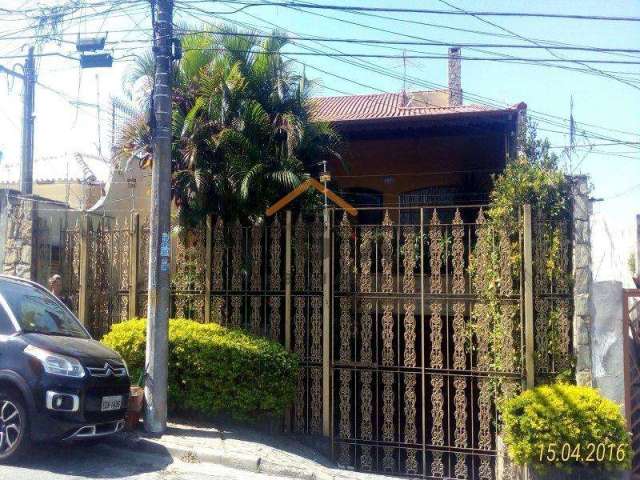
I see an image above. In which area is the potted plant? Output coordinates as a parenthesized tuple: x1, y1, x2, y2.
(126, 383, 144, 431)
(501, 383, 631, 479)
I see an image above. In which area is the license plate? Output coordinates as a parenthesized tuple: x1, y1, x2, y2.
(101, 395, 122, 411)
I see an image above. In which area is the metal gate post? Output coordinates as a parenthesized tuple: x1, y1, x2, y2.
(322, 208, 331, 437)
(78, 214, 90, 326)
(128, 212, 139, 320)
(523, 204, 535, 389)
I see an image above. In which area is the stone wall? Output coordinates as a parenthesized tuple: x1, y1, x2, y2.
(2, 197, 34, 279)
(572, 175, 594, 387)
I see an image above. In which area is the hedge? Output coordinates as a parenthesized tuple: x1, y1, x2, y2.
(102, 318, 299, 420)
(501, 383, 631, 472)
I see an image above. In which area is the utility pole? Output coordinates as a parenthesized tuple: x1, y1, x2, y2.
(1, 47, 36, 194)
(319, 161, 331, 436)
(145, 0, 173, 435)
(20, 46, 35, 194)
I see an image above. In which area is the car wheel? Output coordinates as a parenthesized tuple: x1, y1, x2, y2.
(0, 390, 29, 462)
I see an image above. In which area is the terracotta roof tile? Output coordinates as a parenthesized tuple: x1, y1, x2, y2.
(309, 90, 524, 124)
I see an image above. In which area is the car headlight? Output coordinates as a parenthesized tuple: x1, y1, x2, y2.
(24, 345, 85, 378)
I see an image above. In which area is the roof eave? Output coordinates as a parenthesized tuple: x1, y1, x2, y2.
(314, 102, 527, 130)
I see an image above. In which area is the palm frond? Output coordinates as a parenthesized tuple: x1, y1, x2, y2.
(118, 27, 346, 225)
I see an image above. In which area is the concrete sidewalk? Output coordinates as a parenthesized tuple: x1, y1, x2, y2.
(109, 420, 403, 480)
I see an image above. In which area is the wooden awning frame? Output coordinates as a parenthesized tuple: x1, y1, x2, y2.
(266, 178, 357, 217)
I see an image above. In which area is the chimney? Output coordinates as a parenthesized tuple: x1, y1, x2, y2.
(448, 47, 462, 107)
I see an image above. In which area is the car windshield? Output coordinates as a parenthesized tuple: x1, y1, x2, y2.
(0, 281, 89, 339)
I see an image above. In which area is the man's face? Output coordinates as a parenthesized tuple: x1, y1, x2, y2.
(50, 278, 62, 296)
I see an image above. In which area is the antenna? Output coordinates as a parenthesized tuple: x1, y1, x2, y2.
(569, 95, 575, 172)
(403, 49, 407, 94)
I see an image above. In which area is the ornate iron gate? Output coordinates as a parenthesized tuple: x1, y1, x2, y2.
(52, 203, 572, 479)
(199, 213, 327, 435)
(59, 215, 131, 337)
(331, 206, 524, 479)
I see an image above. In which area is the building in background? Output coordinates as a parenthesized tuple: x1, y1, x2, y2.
(0, 152, 107, 210)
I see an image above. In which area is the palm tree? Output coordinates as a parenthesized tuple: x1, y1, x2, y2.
(117, 26, 341, 228)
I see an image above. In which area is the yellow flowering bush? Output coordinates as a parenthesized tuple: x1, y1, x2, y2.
(501, 383, 630, 473)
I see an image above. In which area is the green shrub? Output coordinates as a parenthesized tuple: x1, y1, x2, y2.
(501, 383, 631, 472)
(102, 318, 299, 420)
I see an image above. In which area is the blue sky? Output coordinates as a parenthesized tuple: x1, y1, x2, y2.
(0, 0, 639, 282)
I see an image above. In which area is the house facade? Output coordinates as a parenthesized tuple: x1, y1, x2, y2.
(2, 51, 595, 480)
(311, 92, 524, 212)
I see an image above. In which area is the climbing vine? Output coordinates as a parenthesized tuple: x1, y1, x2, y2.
(471, 121, 573, 402)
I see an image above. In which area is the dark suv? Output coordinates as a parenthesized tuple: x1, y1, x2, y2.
(0, 275, 130, 461)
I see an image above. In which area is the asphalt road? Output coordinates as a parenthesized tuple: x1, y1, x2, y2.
(0, 441, 288, 480)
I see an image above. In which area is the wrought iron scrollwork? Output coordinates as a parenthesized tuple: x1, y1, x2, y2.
(269, 215, 282, 341)
(359, 225, 374, 470)
(338, 213, 353, 467)
(429, 210, 445, 477)
(452, 210, 468, 479)
(230, 221, 243, 328)
(309, 216, 323, 436)
(212, 217, 225, 324)
(250, 223, 262, 335)
(380, 211, 395, 471)
(401, 226, 417, 473)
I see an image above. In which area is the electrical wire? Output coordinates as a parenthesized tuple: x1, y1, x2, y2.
(271, 0, 640, 87)
(191, 8, 640, 150)
(236, 0, 635, 125)
(101, 29, 640, 55)
(175, 1, 640, 22)
(228, 0, 640, 135)
(102, 45, 640, 64)
(436, 0, 640, 92)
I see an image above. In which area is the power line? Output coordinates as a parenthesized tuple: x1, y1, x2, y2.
(176, 1, 640, 22)
(0, 0, 142, 16)
(202, 2, 640, 144)
(603, 183, 640, 200)
(215, 7, 640, 150)
(232, 0, 640, 89)
(252, 0, 640, 141)
(550, 142, 640, 148)
(172, 50, 640, 64)
(47, 2, 635, 155)
(119, 30, 640, 54)
(436, 0, 640, 93)
(0, 27, 154, 42)
(102, 43, 640, 64)
(0, 51, 78, 60)
(251, 1, 640, 63)
(226, 0, 640, 91)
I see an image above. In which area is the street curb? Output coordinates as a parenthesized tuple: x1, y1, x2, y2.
(109, 434, 339, 479)
(112, 436, 261, 472)
(107, 433, 396, 480)
(155, 442, 261, 473)
(258, 458, 335, 479)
